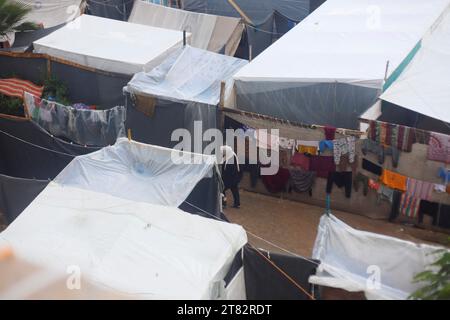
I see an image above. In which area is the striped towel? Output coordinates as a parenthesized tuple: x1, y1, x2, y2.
(399, 193, 420, 219)
(0, 78, 44, 99)
(406, 178, 433, 200)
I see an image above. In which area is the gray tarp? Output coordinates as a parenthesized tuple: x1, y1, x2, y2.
(235, 81, 380, 129)
(0, 174, 49, 224)
(24, 92, 126, 146)
(85, 0, 134, 21)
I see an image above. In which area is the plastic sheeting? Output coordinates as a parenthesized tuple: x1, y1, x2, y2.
(54, 138, 216, 207)
(182, 0, 309, 24)
(24, 92, 126, 146)
(310, 214, 447, 300)
(233, 0, 450, 128)
(18, 0, 83, 28)
(380, 8, 450, 124)
(33, 14, 185, 75)
(0, 174, 48, 224)
(126, 46, 247, 105)
(0, 182, 247, 299)
(129, 1, 244, 56)
(85, 0, 134, 21)
(0, 116, 99, 180)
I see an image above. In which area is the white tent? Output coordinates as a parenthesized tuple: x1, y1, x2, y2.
(310, 214, 447, 300)
(33, 14, 186, 75)
(128, 1, 244, 56)
(232, 0, 450, 129)
(380, 8, 450, 125)
(19, 0, 84, 28)
(0, 138, 247, 299)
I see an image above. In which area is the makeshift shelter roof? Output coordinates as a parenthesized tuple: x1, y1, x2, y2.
(234, 0, 450, 88)
(380, 8, 450, 124)
(129, 1, 244, 56)
(126, 46, 248, 105)
(0, 138, 247, 299)
(19, 0, 84, 28)
(33, 14, 186, 75)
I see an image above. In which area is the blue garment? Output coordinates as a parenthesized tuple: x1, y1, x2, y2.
(319, 140, 333, 153)
(438, 167, 450, 183)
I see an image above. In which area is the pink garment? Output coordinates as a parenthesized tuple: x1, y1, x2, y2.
(406, 178, 433, 200)
(427, 132, 450, 164)
(291, 152, 310, 171)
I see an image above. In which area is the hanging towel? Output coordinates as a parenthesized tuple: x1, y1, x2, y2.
(261, 167, 290, 193)
(406, 178, 433, 201)
(0, 78, 44, 99)
(291, 152, 310, 171)
(289, 168, 315, 193)
(427, 132, 450, 164)
(381, 169, 407, 192)
(399, 193, 420, 219)
(310, 155, 336, 179)
(362, 158, 382, 176)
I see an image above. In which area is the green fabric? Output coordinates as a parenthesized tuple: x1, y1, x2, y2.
(383, 40, 422, 92)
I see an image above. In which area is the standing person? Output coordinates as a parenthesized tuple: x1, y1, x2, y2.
(220, 145, 242, 208)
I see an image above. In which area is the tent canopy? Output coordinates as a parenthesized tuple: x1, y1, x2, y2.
(126, 46, 247, 105)
(380, 8, 450, 124)
(0, 138, 246, 299)
(234, 0, 450, 88)
(129, 1, 244, 56)
(33, 14, 186, 75)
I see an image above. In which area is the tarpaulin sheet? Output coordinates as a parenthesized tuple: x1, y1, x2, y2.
(24, 92, 126, 146)
(0, 181, 247, 299)
(19, 0, 83, 28)
(0, 174, 48, 224)
(54, 138, 217, 207)
(129, 1, 244, 56)
(310, 214, 448, 300)
(0, 116, 99, 179)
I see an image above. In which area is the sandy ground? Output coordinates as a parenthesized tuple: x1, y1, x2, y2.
(224, 189, 449, 258)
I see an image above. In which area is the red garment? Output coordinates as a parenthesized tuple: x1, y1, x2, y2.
(261, 167, 290, 193)
(291, 152, 310, 170)
(309, 155, 336, 178)
(324, 126, 336, 140)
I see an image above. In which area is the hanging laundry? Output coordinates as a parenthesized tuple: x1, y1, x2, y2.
(376, 185, 394, 205)
(332, 136, 356, 165)
(324, 126, 336, 140)
(406, 178, 433, 201)
(418, 201, 450, 229)
(337, 154, 358, 172)
(353, 172, 369, 196)
(362, 158, 382, 176)
(0, 78, 44, 99)
(434, 184, 447, 193)
(368, 179, 380, 191)
(389, 190, 403, 221)
(319, 140, 333, 153)
(399, 193, 420, 219)
(381, 169, 407, 192)
(296, 140, 319, 155)
(291, 152, 310, 171)
(395, 125, 416, 152)
(279, 137, 295, 150)
(289, 168, 315, 194)
(361, 139, 400, 167)
(438, 167, 450, 184)
(414, 130, 431, 145)
(427, 132, 450, 164)
(326, 171, 352, 198)
(261, 167, 290, 193)
(310, 155, 336, 179)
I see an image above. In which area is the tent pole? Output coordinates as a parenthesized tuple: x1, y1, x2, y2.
(218, 81, 226, 131)
(227, 0, 253, 25)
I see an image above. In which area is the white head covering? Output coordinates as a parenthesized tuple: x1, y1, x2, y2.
(220, 145, 239, 171)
